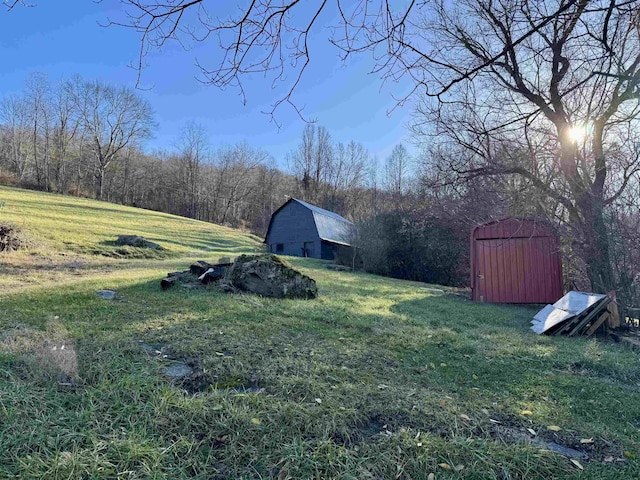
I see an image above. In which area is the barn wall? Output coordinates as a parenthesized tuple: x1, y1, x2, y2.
(321, 241, 338, 260)
(471, 219, 563, 304)
(266, 201, 321, 258)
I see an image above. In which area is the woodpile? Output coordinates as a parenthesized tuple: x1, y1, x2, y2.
(531, 291, 620, 337)
(160, 259, 232, 290)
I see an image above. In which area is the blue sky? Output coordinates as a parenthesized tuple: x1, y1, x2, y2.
(0, 1, 416, 170)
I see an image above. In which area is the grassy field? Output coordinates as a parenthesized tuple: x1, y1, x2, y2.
(1, 186, 639, 479)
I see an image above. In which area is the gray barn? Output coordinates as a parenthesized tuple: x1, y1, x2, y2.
(264, 198, 354, 260)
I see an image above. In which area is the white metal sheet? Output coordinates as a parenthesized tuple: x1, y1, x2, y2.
(531, 305, 575, 334)
(531, 291, 608, 335)
(552, 291, 607, 315)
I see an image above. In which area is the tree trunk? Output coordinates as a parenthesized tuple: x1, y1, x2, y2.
(97, 167, 105, 200)
(578, 195, 615, 293)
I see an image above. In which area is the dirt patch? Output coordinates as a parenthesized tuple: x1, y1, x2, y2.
(333, 412, 443, 447)
(486, 416, 625, 463)
(139, 340, 264, 395)
(0, 222, 29, 252)
(334, 411, 625, 465)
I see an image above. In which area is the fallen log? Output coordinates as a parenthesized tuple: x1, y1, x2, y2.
(198, 266, 228, 284)
(167, 270, 190, 277)
(190, 261, 214, 276)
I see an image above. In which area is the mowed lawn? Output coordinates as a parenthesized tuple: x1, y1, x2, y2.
(1, 187, 639, 479)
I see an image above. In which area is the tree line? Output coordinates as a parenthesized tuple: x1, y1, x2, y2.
(0, 73, 433, 238)
(2, 60, 640, 310)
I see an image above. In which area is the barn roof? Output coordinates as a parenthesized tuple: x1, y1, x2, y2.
(265, 198, 355, 246)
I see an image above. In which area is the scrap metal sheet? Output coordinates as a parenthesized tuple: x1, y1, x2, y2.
(552, 291, 607, 314)
(531, 305, 575, 334)
(531, 291, 608, 335)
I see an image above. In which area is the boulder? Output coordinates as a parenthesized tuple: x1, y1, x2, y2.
(116, 235, 161, 249)
(96, 290, 116, 300)
(222, 254, 317, 299)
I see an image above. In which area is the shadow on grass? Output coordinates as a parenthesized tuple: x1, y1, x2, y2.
(158, 236, 261, 254)
(75, 240, 173, 260)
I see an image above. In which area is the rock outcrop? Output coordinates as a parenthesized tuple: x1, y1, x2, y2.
(221, 254, 317, 299)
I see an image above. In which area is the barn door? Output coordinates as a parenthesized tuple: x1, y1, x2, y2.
(475, 239, 526, 303)
(303, 241, 315, 258)
(475, 238, 560, 304)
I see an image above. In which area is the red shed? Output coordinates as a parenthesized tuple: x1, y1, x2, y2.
(471, 218, 563, 304)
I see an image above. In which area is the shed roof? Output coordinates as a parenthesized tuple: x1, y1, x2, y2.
(265, 198, 355, 246)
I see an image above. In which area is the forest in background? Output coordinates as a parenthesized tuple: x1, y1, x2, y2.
(0, 72, 638, 309)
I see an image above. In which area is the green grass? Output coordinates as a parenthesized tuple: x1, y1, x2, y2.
(0, 186, 260, 255)
(1, 186, 639, 479)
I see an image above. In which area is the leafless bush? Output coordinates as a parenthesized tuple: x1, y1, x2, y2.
(0, 169, 18, 186)
(0, 222, 28, 252)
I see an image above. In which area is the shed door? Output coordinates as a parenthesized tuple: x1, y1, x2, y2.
(475, 237, 561, 304)
(303, 241, 315, 258)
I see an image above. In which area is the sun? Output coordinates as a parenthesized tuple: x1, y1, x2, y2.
(567, 124, 587, 143)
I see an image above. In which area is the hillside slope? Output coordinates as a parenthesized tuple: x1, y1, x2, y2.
(0, 187, 639, 479)
(0, 186, 262, 292)
(0, 186, 261, 254)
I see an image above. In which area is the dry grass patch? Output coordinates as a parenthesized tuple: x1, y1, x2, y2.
(0, 319, 78, 384)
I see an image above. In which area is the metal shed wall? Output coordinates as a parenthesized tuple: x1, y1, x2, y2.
(471, 218, 563, 304)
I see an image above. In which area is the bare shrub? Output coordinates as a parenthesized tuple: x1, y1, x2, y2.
(0, 170, 19, 186)
(67, 183, 90, 198)
(0, 222, 28, 252)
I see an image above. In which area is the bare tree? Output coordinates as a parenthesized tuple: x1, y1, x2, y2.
(176, 121, 208, 218)
(50, 79, 80, 193)
(411, 0, 640, 293)
(384, 143, 412, 201)
(214, 142, 268, 224)
(112, 0, 640, 292)
(326, 140, 368, 211)
(24, 72, 52, 190)
(0, 94, 30, 180)
(289, 123, 333, 202)
(67, 77, 155, 199)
